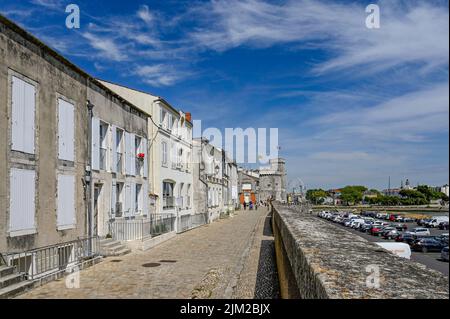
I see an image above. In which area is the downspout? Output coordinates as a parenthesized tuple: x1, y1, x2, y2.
(199, 138, 209, 223)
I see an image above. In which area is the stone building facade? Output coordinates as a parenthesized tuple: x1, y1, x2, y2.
(0, 15, 149, 254)
(259, 158, 287, 203)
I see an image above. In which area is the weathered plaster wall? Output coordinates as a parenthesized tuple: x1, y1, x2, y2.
(1, 17, 88, 252)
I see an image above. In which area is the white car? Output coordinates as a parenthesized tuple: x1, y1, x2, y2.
(407, 228, 431, 237)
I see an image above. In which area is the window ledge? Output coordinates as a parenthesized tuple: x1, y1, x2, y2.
(57, 225, 76, 231)
(8, 228, 37, 238)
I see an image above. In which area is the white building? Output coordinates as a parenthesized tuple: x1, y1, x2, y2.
(98, 81, 194, 233)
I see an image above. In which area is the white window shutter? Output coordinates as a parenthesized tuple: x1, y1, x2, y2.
(111, 180, 116, 219)
(111, 126, 117, 173)
(91, 117, 100, 170)
(130, 182, 136, 215)
(11, 76, 35, 154)
(57, 174, 76, 229)
(143, 182, 148, 215)
(143, 138, 148, 178)
(58, 99, 75, 161)
(124, 182, 131, 217)
(124, 132, 130, 175)
(128, 133, 136, 176)
(9, 168, 36, 234)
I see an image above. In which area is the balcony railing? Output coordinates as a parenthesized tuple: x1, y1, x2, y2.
(163, 196, 175, 209)
(109, 215, 176, 241)
(1, 237, 100, 281)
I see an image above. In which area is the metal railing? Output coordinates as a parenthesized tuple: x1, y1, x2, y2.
(109, 214, 176, 241)
(1, 237, 100, 280)
(0, 253, 6, 267)
(178, 213, 209, 233)
(163, 196, 175, 209)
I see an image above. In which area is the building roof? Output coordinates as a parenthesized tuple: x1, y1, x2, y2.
(1, 14, 149, 119)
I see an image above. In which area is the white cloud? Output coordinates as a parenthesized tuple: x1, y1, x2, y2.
(82, 32, 127, 62)
(133, 64, 184, 87)
(188, 0, 449, 75)
(137, 5, 154, 24)
(30, 0, 62, 9)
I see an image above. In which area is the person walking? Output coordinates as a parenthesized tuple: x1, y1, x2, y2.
(243, 201, 247, 210)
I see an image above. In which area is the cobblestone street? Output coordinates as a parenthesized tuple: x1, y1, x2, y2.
(18, 208, 279, 299)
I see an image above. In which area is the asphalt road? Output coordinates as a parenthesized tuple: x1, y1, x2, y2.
(317, 217, 449, 277)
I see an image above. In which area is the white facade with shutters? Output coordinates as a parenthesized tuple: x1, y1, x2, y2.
(87, 84, 149, 237)
(98, 80, 195, 229)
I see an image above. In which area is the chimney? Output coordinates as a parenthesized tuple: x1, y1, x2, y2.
(186, 112, 192, 123)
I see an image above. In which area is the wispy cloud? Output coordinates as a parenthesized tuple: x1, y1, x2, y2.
(133, 64, 186, 87)
(82, 32, 128, 61)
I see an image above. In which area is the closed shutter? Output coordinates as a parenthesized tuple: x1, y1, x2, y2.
(143, 138, 148, 178)
(125, 133, 136, 176)
(91, 117, 100, 170)
(58, 99, 75, 161)
(11, 76, 35, 154)
(57, 174, 76, 229)
(111, 180, 116, 219)
(131, 182, 136, 215)
(111, 126, 117, 173)
(124, 182, 131, 216)
(9, 168, 36, 234)
(143, 182, 149, 215)
(124, 132, 133, 175)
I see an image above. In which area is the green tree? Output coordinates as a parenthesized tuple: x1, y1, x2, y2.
(340, 186, 368, 205)
(306, 189, 329, 205)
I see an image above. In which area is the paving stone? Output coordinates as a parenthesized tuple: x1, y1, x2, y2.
(17, 209, 279, 299)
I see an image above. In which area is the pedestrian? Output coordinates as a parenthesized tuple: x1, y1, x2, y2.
(243, 202, 247, 210)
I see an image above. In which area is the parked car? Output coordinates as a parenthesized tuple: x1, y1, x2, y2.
(371, 226, 391, 237)
(394, 223, 408, 231)
(425, 216, 449, 228)
(383, 228, 400, 240)
(417, 219, 432, 226)
(412, 238, 447, 253)
(407, 228, 431, 237)
(436, 233, 449, 245)
(402, 217, 415, 223)
(360, 223, 373, 233)
(438, 222, 449, 230)
(441, 247, 449, 262)
(396, 232, 417, 245)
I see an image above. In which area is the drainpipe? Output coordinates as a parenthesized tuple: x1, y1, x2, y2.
(199, 138, 209, 223)
(86, 100, 95, 242)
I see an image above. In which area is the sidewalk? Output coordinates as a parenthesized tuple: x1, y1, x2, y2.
(18, 208, 279, 299)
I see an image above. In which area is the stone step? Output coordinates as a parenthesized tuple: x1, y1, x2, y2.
(102, 247, 131, 257)
(0, 266, 15, 278)
(99, 238, 114, 245)
(101, 241, 122, 249)
(0, 280, 34, 299)
(0, 273, 25, 289)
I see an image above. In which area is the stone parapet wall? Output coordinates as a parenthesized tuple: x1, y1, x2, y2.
(272, 203, 449, 299)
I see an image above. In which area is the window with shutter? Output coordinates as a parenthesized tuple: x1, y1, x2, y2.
(9, 168, 36, 236)
(57, 174, 76, 230)
(58, 99, 75, 161)
(11, 76, 36, 154)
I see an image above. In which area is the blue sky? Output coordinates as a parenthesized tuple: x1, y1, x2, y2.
(1, 0, 448, 190)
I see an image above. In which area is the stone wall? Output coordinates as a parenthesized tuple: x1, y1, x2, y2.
(272, 203, 449, 299)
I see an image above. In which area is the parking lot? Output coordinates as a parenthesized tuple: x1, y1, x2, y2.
(316, 211, 449, 277)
